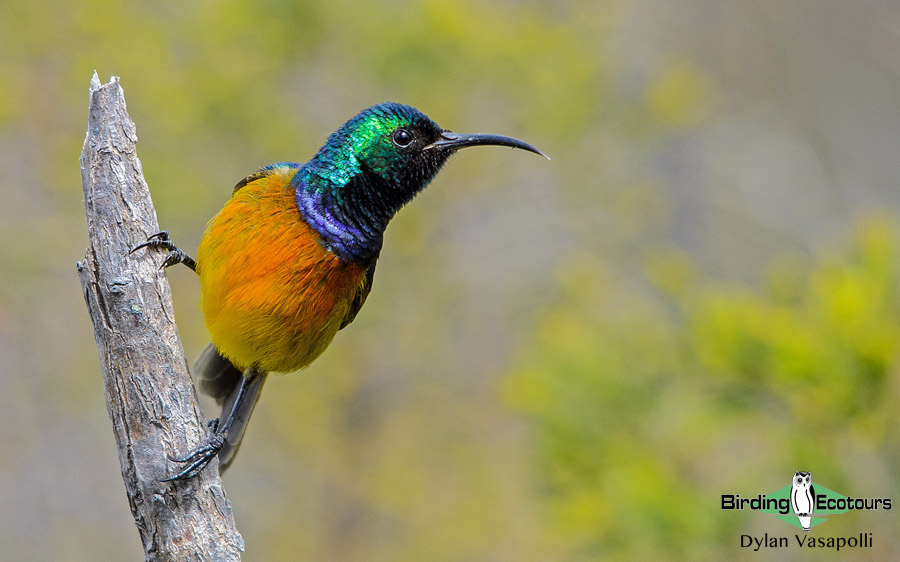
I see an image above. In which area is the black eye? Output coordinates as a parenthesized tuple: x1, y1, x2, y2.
(392, 128, 413, 147)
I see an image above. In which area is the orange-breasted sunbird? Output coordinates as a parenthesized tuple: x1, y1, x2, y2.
(134, 102, 546, 481)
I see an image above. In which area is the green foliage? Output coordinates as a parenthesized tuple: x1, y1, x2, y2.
(506, 215, 900, 559)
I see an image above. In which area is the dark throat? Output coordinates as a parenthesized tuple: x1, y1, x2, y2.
(294, 166, 404, 267)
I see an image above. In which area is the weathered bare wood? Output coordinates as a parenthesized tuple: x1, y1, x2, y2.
(76, 73, 243, 561)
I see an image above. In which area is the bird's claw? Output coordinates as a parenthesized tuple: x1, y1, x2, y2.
(129, 231, 197, 272)
(129, 230, 171, 254)
(159, 418, 226, 482)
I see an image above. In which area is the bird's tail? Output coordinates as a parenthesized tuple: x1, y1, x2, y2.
(194, 343, 267, 472)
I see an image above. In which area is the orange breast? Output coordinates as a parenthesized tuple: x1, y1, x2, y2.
(196, 166, 368, 373)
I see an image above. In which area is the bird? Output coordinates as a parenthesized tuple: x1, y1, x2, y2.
(790, 471, 815, 533)
(132, 102, 547, 481)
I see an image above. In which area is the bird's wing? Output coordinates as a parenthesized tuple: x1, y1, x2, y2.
(232, 162, 301, 195)
(340, 263, 375, 330)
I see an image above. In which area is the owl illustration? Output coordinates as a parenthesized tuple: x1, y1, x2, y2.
(790, 471, 815, 533)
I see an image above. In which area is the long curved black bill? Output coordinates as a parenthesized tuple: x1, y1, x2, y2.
(425, 131, 550, 160)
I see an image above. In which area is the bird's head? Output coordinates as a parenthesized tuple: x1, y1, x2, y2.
(314, 102, 545, 196)
(297, 102, 546, 264)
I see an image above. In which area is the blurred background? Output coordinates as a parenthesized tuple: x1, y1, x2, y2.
(2, 0, 899, 560)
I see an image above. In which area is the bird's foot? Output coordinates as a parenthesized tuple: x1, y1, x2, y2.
(159, 418, 225, 482)
(129, 231, 197, 272)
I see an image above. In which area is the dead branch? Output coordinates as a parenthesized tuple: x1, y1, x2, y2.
(76, 73, 243, 562)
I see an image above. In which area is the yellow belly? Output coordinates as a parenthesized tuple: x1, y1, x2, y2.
(196, 166, 368, 373)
